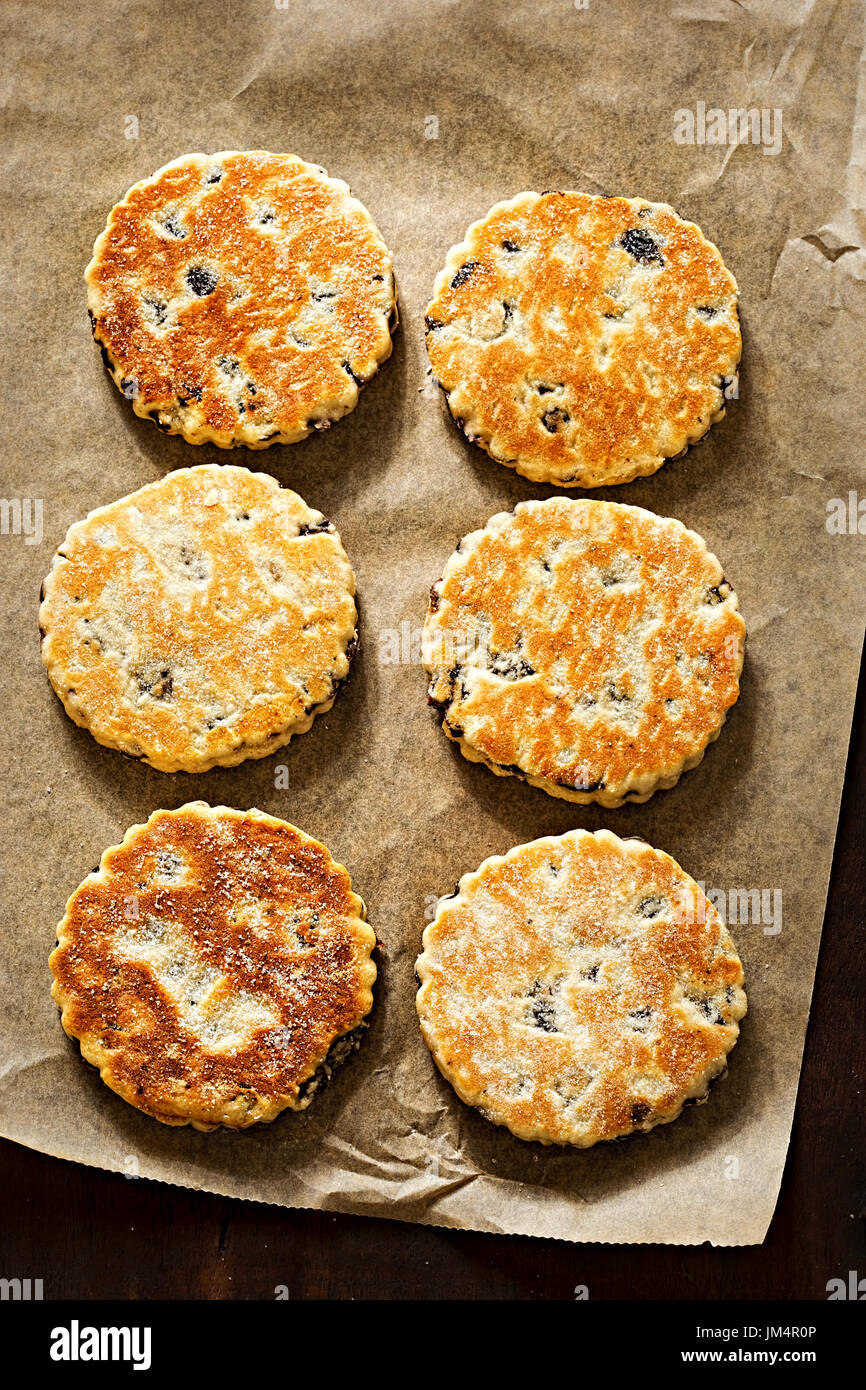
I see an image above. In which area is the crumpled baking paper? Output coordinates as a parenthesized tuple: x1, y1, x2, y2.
(1, 0, 863, 1244)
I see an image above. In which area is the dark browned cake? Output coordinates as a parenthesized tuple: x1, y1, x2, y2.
(50, 804, 377, 1129)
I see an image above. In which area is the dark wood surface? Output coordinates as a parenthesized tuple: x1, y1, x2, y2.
(2, 661, 863, 1302)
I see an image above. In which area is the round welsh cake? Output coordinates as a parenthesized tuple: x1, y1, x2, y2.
(425, 192, 740, 487)
(85, 151, 397, 447)
(39, 465, 357, 772)
(50, 803, 377, 1130)
(423, 498, 745, 807)
(416, 829, 747, 1147)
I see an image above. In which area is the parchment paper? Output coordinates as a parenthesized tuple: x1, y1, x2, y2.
(1, 0, 864, 1246)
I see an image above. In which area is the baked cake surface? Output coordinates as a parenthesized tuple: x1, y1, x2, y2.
(423, 497, 745, 806)
(86, 151, 397, 446)
(425, 192, 740, 486)
(50, 803, 376, 1130)
(39, 464, 357, 772)
(416, 829, 746, 1147)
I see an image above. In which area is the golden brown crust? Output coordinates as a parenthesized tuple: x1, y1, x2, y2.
(425, 192, 740, 487)
(416, 829, 746, 1147)
(423, 498, 745, 807)
(39, 465, 357, 773)
(85, 151, 397, 447)
(50, 804, 377, 1130)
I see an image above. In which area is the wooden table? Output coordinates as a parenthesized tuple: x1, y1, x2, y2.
(2, 664, 863, 1302)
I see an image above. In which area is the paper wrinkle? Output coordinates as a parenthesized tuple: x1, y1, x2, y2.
(745, 603, 791, 636)
(1, 0, 864, 1247)
(0, 1051, 59, 1089)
